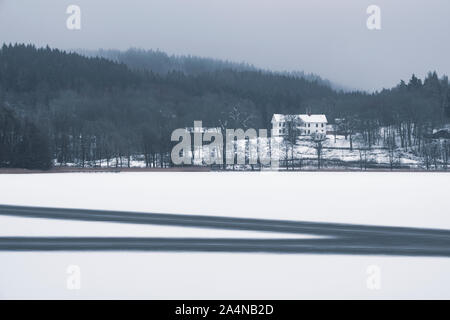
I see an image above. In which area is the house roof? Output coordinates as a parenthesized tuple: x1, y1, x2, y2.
(299, 114, 328, 123)
(272, 114, 328, 123)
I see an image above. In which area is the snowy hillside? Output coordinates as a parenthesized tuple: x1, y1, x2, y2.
(55, 131, 445, 170)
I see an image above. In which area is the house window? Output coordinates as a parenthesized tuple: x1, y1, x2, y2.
(307, 130, 310, 134)
(279, 129, 282, 134)
(321, 123, 324, 127)
(316, 124, 318, 127)
(308, 123, 310, 127)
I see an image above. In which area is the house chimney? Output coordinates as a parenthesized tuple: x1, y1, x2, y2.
(307, 108, 311, 116)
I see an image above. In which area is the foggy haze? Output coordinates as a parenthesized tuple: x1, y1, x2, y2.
(0, 0, 449, 91)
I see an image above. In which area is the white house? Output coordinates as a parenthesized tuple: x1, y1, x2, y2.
(271, 114, 328, 138)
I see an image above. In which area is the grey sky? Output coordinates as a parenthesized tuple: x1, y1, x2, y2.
(0, 0, 449, 91)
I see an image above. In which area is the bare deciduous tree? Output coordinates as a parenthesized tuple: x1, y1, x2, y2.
(312, 132, 326, 170)
(283, 115, 300, 170)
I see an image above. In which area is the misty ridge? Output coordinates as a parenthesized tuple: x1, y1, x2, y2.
(76, 48, 347, 91)
(0, 43, 449, 170)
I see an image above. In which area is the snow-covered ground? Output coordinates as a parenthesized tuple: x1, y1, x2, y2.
(292, 134, 423, 167)
(0, 172, 449, 299)
(58, 134, 428, 169)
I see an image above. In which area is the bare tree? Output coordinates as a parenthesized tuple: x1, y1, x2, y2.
(218, 104, 254, 170)
(443, 140, 449, 170)
(359, 148, 368, 170)
(341, 116, 359, 151)
(283, 115, 300, 170)
(385, 133, 397, 170)
(312, 132, 326, 170)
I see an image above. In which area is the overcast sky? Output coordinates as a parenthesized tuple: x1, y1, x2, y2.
(0, 0, 449, 91)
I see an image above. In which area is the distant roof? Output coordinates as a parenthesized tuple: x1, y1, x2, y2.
(272, 114, 328, 123)
(298, 114, 328, 123)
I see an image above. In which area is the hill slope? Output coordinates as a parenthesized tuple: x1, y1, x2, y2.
(0, 44, 449, 169)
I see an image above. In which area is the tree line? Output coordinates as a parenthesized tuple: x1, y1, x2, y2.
(0, 44, 449, 170)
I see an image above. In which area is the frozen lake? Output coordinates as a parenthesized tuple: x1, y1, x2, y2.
(0, 172, 449, 299)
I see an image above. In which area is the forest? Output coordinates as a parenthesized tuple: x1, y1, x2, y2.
(0, 44, 449, 170)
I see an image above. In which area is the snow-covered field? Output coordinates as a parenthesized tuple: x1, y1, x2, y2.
(57, 133, 428, 169)
(0, 172, 449, 299)
(295, 135, 423, 166)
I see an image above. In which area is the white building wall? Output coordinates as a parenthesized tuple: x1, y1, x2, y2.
(301, 122, 326, 135)
(271, 114, 327, 138)
(271, 120, 287, 137)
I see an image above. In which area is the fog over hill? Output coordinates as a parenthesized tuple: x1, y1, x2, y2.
(76, 48, 350, 92)
(1, 1, 449, 91)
